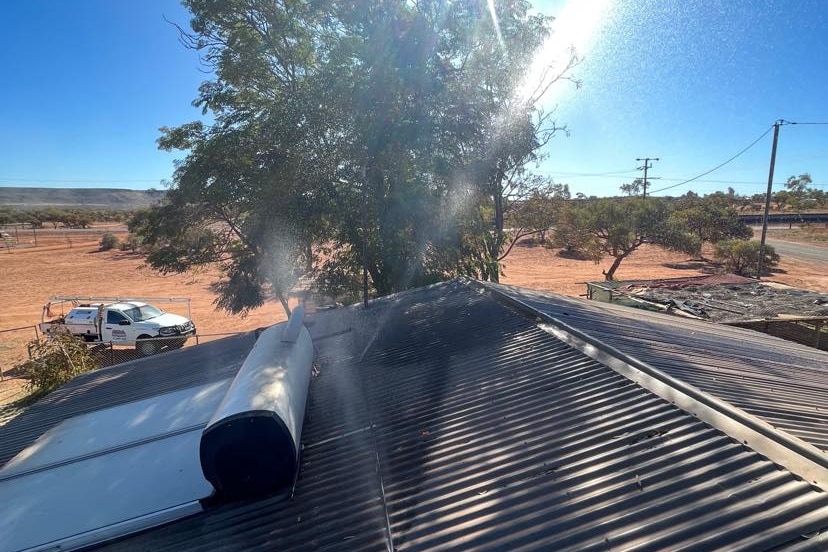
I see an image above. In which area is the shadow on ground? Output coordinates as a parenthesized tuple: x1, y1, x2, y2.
(661, 259, 720, 273)
(556, 248, 594, 261)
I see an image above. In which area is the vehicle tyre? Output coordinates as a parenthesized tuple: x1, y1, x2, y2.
(169, 338, 187, 350)
(136, 337, 159, 356)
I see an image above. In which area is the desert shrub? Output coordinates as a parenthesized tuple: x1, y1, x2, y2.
(99, 232, 119, 251)
(713, 240, 779, 276)
(18, 332, 99, 394)
(119, 233, 141, 252)
(550, 222, 602, 261)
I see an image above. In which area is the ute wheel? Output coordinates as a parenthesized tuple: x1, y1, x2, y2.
(136, 337, 159, 356)
(169, 338, 187, 350)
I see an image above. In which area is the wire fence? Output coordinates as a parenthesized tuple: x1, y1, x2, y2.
(0, 325, 40, 380)
(1, 225, 127, 253)
(87, 332, 247, 367)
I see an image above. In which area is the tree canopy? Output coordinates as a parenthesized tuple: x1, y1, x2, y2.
(0, 207, 129, 228)
(553, 197, 700, 280)
(619, 178, 644, 197)
(135, 0, 577, 314)
(669, 193, 752, 247)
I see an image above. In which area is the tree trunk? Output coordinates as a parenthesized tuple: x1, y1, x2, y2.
(494, 192, 504, 234)
(487, 185, 505, 283)
(603, 255, 625, 281)
(275, 290, 292, 318)
(304, 241, 313, 273)
(369, 265, 390, 297)
(489, 260, 500, 283)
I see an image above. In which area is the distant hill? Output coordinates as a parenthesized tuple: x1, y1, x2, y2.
(0, 187, 165, 210)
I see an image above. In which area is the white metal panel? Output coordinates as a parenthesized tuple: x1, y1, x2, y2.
(0, 429, 210, 552)
(1, 379, 230, 479)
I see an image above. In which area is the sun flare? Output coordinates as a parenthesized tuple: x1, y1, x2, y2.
(518, 0, 615, 105)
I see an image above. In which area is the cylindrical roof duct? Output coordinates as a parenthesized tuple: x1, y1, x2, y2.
(200, 309, 312, 499)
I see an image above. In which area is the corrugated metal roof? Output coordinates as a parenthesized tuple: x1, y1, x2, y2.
(93, 281, 828, 550)
(3, 280, 828, 550)
(484, 282, 828, 453)
(590, 274, 756, 289)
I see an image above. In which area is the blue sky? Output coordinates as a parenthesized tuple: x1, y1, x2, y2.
(0, 0, 200, 190)
(534, 0, 828, 196)
(1, 0, 827, 197)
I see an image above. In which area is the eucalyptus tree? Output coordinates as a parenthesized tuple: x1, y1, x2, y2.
(554, 198, 700, 281)
(138, 0, 572, 313)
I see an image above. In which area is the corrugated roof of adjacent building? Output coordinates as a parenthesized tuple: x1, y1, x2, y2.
(588, 274, 757, 290)
(587, 276, 828, 323)
(2, 279, 828, 551)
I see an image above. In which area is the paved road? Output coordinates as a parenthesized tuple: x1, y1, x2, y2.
(765, 238, 828, 263)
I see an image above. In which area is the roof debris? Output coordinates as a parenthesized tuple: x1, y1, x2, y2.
(588, 275, 828, 323)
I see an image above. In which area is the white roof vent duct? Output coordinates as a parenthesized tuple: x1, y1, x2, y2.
(200, 306, 312, 499)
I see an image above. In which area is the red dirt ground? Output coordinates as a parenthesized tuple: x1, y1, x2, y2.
(2, 230, 825, 408)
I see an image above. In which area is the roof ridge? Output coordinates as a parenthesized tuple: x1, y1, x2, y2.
(471, 279, 828, 492)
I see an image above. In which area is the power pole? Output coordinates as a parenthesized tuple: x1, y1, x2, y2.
(757, 121, 782, 279)
(636, 157, 659, 198)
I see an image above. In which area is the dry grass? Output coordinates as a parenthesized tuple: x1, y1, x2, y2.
(767, 226, 828, 245)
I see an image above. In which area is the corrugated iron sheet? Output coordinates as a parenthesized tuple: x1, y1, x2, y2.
(487, 282, 828, 453)
(592, 274, 757, 290)
(3, 281, 828, 550)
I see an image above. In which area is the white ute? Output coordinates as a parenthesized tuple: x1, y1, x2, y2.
(40, 299, 196, 356)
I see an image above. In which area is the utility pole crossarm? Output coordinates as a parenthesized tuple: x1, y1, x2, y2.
(636, 157, 660, 198)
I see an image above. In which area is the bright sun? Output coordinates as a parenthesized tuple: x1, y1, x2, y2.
(517, 0, 615, 105)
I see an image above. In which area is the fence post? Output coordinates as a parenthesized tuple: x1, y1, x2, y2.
(110, 342, 115, 366)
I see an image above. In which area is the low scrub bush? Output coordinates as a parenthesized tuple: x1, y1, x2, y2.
(19, 332, 99, 394)
(99, 232, 119, 251)
(119, 233, 142, 252)
(713, 240, 779, 276)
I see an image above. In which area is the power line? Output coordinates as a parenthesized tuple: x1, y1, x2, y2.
(648, 177, 826, 188)
(536, 171, 825, 187)
(536, 169, 640, 177)
(648, 125, 774, 195)
(2, 121, 826, 190)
